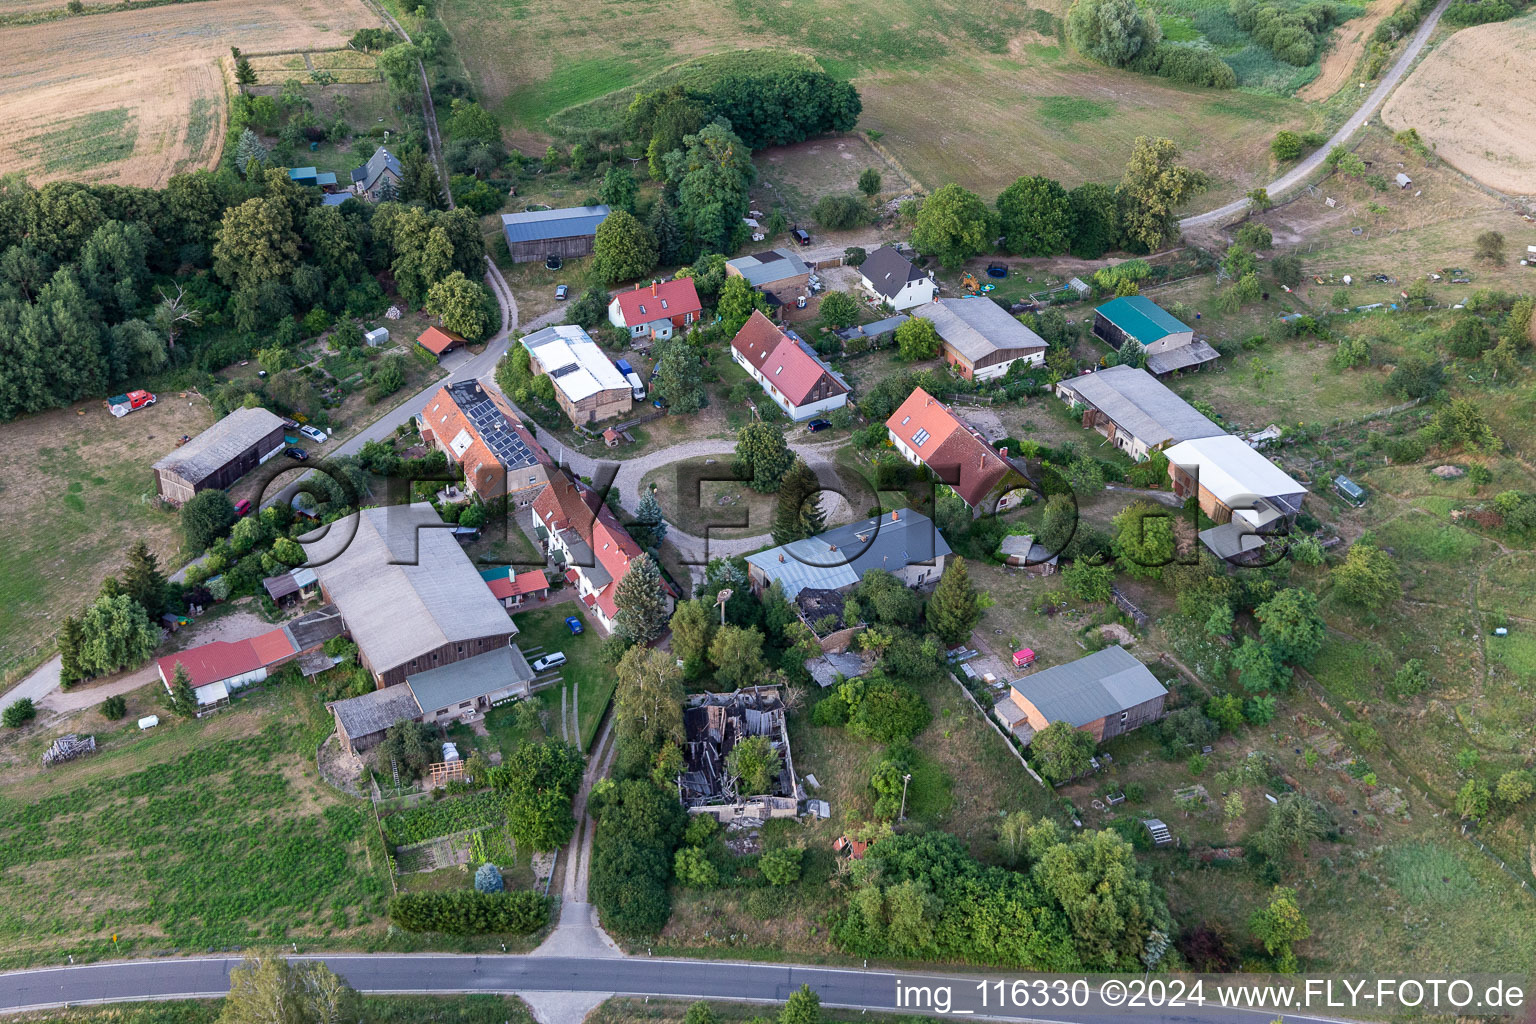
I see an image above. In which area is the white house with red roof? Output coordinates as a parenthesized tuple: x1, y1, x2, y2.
(729, 310, 851, 421)
(885, 387, 1025, 513)
(157, 627, 298, 709)
(608, 278, 702, 341)
(532, 471, 671, 633)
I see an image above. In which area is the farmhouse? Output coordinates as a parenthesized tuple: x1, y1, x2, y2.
(745, 508, 951, 599)
(301, 503, 519, 689)
(520, 324, 633, 425)
(534, 470, 670, 634)
(729, 310, 850, 421)
(885, 388, 1024, 513)
(152, 406, 286, 506)
(350, 147, 402, 200)
(858, 246, 936, 311)
(417, 380, 552, 505)
(1054, 364, 1224, 461)
(725, 248, 811, 305)
(500, 205, 610, 263)
(913, 297, 1048, 380)
(416, 326, 465, 361)
(992, 645, 1167, 746)
(680, 688, 798, 822)
(1165, 434, 1308, 562)
(327, 644, 538, 755)
(607, 278, 702, 341)
(1092, 296, 1219, 375)
(157, 606, 344, 710)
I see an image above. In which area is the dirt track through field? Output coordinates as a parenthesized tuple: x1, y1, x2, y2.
(0, 0, 384, 186)
(1296, 0, 1395, 102)
(1381, 13, 1536, 194)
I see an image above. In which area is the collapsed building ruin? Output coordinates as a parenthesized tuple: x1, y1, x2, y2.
(680, 688, 799, 823)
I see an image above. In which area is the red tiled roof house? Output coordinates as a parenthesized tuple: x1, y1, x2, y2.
(417, 380, 553, 507)
(608, 278, 702, 341)
(729, 311, 851, 422)
(158, 627, 297, 710)
(532, 472, 672, 633)
(885, 387, 1026, 515)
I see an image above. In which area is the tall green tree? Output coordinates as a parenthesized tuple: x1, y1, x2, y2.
(614, 552, 668, 645)
(926, 555, 981, 644)
(631, 490, 668, 549)
(664, 123, 755, 254)
(651, 335, 706, 413)
(1116, 136, 1206, 253)
(858, 168, 883, 198)
(166, 662, 199, 718)
(716, 274, 768, 336)
(213, 196, 301, 292)
(1068, 182, 1120, 259)
(1067, 0, 1162, 65)
(725, 734, 782, 794)
(668, 599, 716, 680)
(895, 316, 941, 361)
(180, 489, 237, 552)
(734, 422, 793, 492)
(614, 644, 686, 777)
(425, 271, 493, 341)
(709, 625, 769, 689)
(646, 199, 685, 266)
(593, 209, 658, 284)
(1255, 588, 1326, 667)
(772, 458, 826, 544)
(446, 98, 501, 145)
(599, 166, 639, 213)
(122, 540, 167, 618)
(1330, 542, 1400, 608)
(996, 175, 1072, 256)
(495, 740, 585, 851)
(76, 593, 158, 678)
(910, 183, 991, 269)
(220, 955, 359, 1024)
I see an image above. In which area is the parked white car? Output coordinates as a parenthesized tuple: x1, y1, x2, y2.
(299, 425, 328, 444)
(531, 652, 567, 673)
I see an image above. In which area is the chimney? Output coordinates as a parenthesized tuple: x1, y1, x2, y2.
(634, 282, 641, 290)
(998, 446, 1009, 458)
(651, 280, 658, 297)
(778, 553, 785, 563)
(891, 509, 899, 522)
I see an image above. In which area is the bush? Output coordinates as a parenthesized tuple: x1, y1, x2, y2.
(102, 695, 128, 721)
(760, 846, 804, 885)
(3, 698, 37, 728)
(813, 193, 871, 231)
(474, 863, 504, 893)
(1271, 130, 1304, 161)
(387, 890, 548, 934)
(1130, 43, 1238, 88)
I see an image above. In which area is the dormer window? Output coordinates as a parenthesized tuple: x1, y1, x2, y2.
(660, 299, 668, 309)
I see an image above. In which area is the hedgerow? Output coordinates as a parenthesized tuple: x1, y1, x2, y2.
(388, 890, 549, 934)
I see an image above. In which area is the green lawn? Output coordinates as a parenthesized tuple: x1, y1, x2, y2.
(0, 685, 392, 967)
(510, 604, 612, 750)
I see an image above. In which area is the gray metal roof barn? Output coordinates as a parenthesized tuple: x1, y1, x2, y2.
(500, 206, 610, 262)
(152, 407, 286, 506)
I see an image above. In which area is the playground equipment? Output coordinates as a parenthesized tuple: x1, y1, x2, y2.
(961, 272, 979, 294)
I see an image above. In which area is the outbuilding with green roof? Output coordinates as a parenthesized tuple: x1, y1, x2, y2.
(1092, 296, 1219, 375)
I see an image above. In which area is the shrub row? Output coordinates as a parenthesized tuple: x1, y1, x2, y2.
(387, 890, 549, 935)
(1129, 43, 1238, 88)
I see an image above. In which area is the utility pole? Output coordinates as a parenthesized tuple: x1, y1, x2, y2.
(899, 772, 912, 821)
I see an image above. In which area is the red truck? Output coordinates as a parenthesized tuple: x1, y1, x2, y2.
(108, 390, 156, 418)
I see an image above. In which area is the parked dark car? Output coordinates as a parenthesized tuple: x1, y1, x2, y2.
(806, 418, 832, 432)
(284, 447, 309, 461)
(791, 227, 811, 245)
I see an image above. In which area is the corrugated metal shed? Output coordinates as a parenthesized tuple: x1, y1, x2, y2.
(1094, 296, 1192, 345)
(913, 296, 1047, 362)
(1057, 365, 1224, 449)
(1010, 646, 1166, 727)
(406, 644, 535, 712)
(331, 686, 423, 742)
(500, 205, 610, 244)
(152, 407, 286, 484)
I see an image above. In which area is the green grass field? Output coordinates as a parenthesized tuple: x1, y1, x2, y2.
(509, 605, 612, 750)
(0, 685, 392, 967)
(15, 108, 139, 175)
(439, 0, 1308, 200)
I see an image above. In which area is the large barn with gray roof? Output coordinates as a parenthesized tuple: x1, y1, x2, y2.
(152, 406, 286, 506)
(1054, 364, 1224, 461)
(500, 205, 610, 263)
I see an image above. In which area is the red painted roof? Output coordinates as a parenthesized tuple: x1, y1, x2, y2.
(534, 471, 645, 621)
(418, 326, 466, 355)
(885, 387, 1014, 508)
(157, 626, 295, 689)
(730, 311, 848, 409)
(612, 279, 702, 325)
(498, 570, 549, 598)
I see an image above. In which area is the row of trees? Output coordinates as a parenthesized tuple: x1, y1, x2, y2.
(910, 137, 1206, 269)
(1067, 0, 1237, 86)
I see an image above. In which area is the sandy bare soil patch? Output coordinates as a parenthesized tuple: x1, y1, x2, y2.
(1381, 15, 1536, 193)
(0, 0, 383, 187)
(1297, 0, 1394, 102)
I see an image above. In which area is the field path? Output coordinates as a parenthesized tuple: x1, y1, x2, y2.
(359, 0, 452, 206)
(1181, 0, 1451, 229)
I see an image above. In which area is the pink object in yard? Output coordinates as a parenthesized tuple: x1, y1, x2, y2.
(1013, 648, 1036, 669)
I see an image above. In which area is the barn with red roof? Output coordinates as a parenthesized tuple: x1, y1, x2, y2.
(729, 311, 850, 421)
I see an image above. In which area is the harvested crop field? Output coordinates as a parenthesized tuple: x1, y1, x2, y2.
(1381, 13, 1536, 193)
(0, 0, 385, 187)
(248, 49, 379, 85)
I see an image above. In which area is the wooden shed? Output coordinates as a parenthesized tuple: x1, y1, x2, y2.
(499, 206, 610, 263)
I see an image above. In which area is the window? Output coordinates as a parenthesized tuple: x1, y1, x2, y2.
(660, 299, 669, 309)
(457, 645, 463, 654)
(1120, 710, 1129, 724)
(529, 475, 537, 483)
(638, 304, 647, 315)
(459, 701, 473, 710)
(900, 415, 911, 425)
(912, 428, 931, 447)
(775, 366, 783, 375)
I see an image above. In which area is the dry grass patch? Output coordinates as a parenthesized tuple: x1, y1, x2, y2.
(0, 0, 384, 186)
(1382, 12, 1536, 193)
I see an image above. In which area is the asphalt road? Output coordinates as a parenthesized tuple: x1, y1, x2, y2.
(0, 954, 1362, 1024)
(1179, 0, 1451, 229)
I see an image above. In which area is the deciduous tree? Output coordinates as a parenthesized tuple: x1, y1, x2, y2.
(997, 175, 1072, 256)
(593, 209, 658, 284)
(734, 422, 793, 492)
(895, 315, 941, 361)
(910, 183, 991, 269)
(708, 625, 769, 689)
(1116, 136, 1206, 253)
(725, 734, 782, 793)
(1031, 721, 1095, 784)
(425, 270, 493, 341)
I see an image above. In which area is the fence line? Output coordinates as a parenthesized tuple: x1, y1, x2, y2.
(945, 669, 1048, 789)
